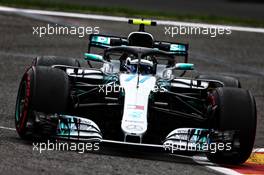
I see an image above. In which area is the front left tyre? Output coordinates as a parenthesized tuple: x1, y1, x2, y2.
(15, 66, 69, 139)
(32, 56, 80, 67)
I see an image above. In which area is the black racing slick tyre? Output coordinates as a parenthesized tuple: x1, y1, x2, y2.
(197, 74, 241, 88)
(207, 87, 257, 164)
(32, 56, 80, 67)
(15, 66, 69, 139)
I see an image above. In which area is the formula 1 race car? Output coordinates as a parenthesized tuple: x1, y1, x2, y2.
(15, 19, 257, 164)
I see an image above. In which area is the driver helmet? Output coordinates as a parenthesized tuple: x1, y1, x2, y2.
(128, 59, 154, 74)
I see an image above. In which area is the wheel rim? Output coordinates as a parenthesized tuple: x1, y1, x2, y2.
(15, 81, 26, 123)
(15, 73, 30, 132)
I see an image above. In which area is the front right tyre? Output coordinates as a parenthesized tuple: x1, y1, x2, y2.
(197, 74, 241, 88)
(207, 87, 257, 164)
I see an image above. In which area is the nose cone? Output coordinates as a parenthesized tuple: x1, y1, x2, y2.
(119, 74, 157, 139)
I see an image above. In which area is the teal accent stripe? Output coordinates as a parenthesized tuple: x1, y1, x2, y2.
(139, 76, 150, 83)
(125, 75, 136, 82)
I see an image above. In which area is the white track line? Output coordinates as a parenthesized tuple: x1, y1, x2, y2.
(0, 6, 264, 33)
(193, 156, 242, 175)
(254, 148, 264, 152)
(193, 148, 264, 175)
(0, 126, 16, 131)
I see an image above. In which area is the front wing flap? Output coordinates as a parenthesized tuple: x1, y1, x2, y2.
(51, 115, 237, 154)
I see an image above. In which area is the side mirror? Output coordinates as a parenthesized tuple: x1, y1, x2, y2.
(175, 63, 194, 70)
(84, 53, 104, 62)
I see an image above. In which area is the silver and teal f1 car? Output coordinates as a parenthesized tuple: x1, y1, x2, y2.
(15, 19, 257, 164)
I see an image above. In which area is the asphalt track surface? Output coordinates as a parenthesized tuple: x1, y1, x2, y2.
(0, 11, 263, 175)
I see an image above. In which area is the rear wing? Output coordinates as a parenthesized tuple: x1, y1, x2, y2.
(88, 34, 188, 57)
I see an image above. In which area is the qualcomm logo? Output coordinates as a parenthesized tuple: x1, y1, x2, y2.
(128, 111, 143, 118)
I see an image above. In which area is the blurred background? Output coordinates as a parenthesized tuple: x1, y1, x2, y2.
(0, 0, 264, 27)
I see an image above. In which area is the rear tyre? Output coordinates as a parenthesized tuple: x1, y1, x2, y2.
(32, 56, 80, 67)
(207, 87, 257, 164)
(15, 66, 69, 139)
(197, 74, 241, 88)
